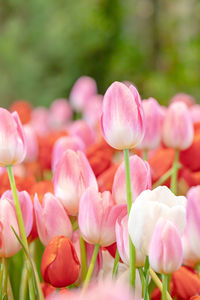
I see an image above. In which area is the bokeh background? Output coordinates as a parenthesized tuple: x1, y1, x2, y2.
(1, 0, 200, 107)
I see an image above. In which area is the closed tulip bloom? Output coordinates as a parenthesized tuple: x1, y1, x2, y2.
(136, 98, 163, 150)
(2, 190, 33, 237)
(30, 107, 50, 137)
(116, 214, 145, 267)
(162, 102, 194, 150)
(186, 186, 200, 257)
(68, 120, 95, 148)
(83, 94, 103, 127)
(0, 198, 21, 257)
(51, 136, 85, 171)
(182, 231, 200, 267)
(149, 218, 183, 274)
(53, 150, 98, 216)
(112, 155, 151, 204)
(41, 236, 80, 287)
(48, 98, 72, 129)
(23, 124, 38, 162)
(170, 93, 195, 107)
(190, 105, 200, 124)
(128, 186, 186, 256)
(69, 76, 97, 112)
(101, 81, 145, 150)
(0, 108, 27, 166)
(78, 187, 126, 246)
(34, 193, 72, 246)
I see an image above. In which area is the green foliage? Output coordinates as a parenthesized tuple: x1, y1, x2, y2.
(0, 0, 200, 107)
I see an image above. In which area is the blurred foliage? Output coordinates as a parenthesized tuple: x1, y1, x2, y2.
(0, 0, 200, 107)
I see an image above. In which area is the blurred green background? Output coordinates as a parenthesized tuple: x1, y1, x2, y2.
(0, 0, 200, 107)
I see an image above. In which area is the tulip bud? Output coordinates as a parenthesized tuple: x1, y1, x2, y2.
(68, 120, 95, 148)
(0, 198, 21, 257)
(69, 76, 97, 112)
(186, 186, 200, 257)
(51, 136, 85, 172)
(101, 81, 145, 150)
(112, 155, 151, 204)
(83, 94, 103, 127)
(149, 218, 183, 274)
(30, 107, 50, 137)
(116, 214, 145, 267)
(170, 93, 195, 107)
(190, 105, 200, 124)
(0, 108, 27, 166)
(34, 193, 73, 246)
(23, 124, 38, 162)
(48, 98, 72, 129)
(128, 186, 186, 256)
(162, 102, 194, 150)
(136, 98, 163, 150)
(78, 187, 126, 246)
(53, 150, 98, 216)
(41, 236, 80, 287)
(2, 190, 33, 237)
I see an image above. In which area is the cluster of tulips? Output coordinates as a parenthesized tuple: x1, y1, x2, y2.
(1, 76, 200, 300)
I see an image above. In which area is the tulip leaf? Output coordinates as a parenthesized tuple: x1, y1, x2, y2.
(11, 226, 44, 300)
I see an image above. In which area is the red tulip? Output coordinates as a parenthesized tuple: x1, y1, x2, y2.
(41, 236, 80, 288)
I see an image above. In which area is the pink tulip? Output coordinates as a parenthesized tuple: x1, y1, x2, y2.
(0, 108, 27, 166)
(182, 231, 200, 267)
(136, 98, 163, 150)
(83, 94, 103, 127)
(112, 155, 151, 204)
(53, 150, 98, 216)
(0, 198, 21, 257)
(69, 76, 97, 112)
(101, 81, 145, 150)
(30, 107, 50, 136)
(51, 136, 85, 171)
(170, 93, 195, 107)
(48, 98, 72, 129)
(162, 102, 194, 150)
(116, 214, 145, 267)
(2, 190, 33, 237)
(186, 186, 200, 258)
(46, 281, 140, 300)
(190, 105, 200, 124)
(34, 193, 72, 246)
(149, 218, 183, 274)
(68, 120, 96, 148)
(23, 124, 38, 162)
(78, 187, 126, 246)
(72, 230, 103, 279)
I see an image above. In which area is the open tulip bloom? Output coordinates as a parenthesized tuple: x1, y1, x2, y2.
(0, 80, 200, 300)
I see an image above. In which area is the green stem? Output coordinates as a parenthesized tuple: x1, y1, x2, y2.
(79, 232, 87, 282)
(28, 276, 35, 300)
(6, 166, 29, 250)
(149, 268, 172, 300)
(7, 276, 14, 300)
(170, 150, 179, 195)
(82, 244, 100, 292)
(2, 258, 8, 299)
(112, 248, 120, 277)
(143, 150, 148, 161)
(19, 264, 28, 300)
(138, 267, 145, 297)
(162, 274, 168, 300)
(144, 256, 150, 300)
(123, 149, 136, 287)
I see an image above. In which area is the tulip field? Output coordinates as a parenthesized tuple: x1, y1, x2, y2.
(1, 76, 200, 300)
